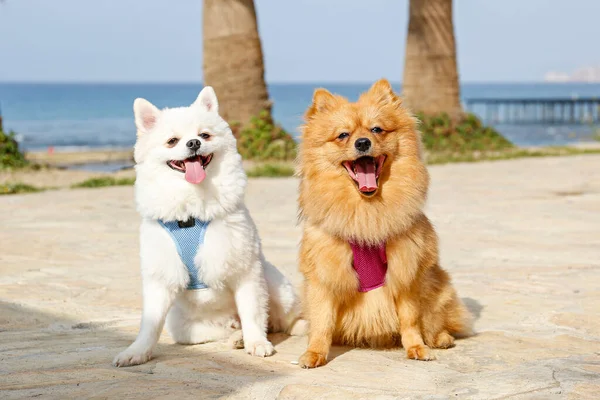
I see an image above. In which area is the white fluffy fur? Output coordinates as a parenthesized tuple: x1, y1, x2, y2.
(113, 87, 302, 367)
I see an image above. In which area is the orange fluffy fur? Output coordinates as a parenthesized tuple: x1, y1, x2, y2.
(296, 79, 472, 368)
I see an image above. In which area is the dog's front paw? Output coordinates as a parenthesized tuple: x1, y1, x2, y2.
(298, 350, 327, 368)
(244, 338, 274, 357)
(406, 344, 435, 361)
(113, 346, 152, 367)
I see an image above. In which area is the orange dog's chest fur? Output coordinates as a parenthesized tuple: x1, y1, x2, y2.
(301, 214, 457, 349)
(301, 225, 399, 348)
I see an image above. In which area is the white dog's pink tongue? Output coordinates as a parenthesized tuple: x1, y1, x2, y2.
(184, 158, 206, 184)
(355, 158, 377, 192)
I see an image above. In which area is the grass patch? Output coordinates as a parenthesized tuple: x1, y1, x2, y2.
(246, 163, 295, 178)
(418, 112, 514, 153)
(1, 129, 28, 169)
(0, 182, 44, 195)
(426, 146, 600, 165)
(234, 111, 297, 161)
(71, 176, 135, 188)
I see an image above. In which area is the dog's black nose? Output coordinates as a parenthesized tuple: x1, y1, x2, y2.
(354, 138, 371, 152)
(186, 139, 201, 151)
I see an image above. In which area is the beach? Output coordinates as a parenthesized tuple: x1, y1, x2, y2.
(1, 155, 599, 399)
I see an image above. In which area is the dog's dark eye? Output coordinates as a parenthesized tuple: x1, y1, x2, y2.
(371, 127, 383, 134)
(200, 133, 210, 139)
(167, 137, 179, 146)
(338, 132, 350, 140)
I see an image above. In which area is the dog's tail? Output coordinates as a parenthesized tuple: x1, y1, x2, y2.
(447, 295, 475, 339)
(264, 261, 308, 336)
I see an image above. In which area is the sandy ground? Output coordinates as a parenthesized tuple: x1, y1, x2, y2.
(0, 168, 136, 188)
(25, 148, 134, 167)
(1, 155, 599, 399)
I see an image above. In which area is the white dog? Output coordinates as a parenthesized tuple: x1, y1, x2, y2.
(113, 87, 302, 367)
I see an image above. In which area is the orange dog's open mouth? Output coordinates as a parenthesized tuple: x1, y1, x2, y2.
(167, 154, 213, 184)
(342, 155, 386, 196)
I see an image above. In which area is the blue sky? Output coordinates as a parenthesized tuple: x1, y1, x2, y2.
(0, 0, 598, 83)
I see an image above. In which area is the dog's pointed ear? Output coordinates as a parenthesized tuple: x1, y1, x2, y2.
(367, 79, 400, 106)
(133, 98, 161, 135)
(195, 86, 219, 113)
(305, 88, 338, 119)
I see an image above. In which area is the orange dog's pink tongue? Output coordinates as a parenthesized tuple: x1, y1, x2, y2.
(355, 158, 377, 192)
(184, 158, 206, 184)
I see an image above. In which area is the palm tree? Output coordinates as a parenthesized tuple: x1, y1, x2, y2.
(402, 0, 462, 117)
(203, 0, 272, 126)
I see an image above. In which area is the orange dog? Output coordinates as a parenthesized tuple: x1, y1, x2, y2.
(296, 79, 472, 368)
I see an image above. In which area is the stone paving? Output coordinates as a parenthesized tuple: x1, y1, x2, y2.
(1, 155, 599, 399)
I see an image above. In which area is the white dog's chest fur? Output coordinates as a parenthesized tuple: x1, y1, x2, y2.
(140, 205, 261, 297)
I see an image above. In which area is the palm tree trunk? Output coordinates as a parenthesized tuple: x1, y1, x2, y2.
(203, 0, 272, 126)
(402, 0, 462, 117)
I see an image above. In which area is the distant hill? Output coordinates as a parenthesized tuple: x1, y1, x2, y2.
(545, 66, 600, 83)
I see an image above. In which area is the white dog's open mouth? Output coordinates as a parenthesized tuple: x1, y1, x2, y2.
(342, 155, 386, 197)
(167, 154, 213, 184)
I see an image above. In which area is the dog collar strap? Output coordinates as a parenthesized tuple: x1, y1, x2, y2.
(349, 241, 387, 292)
(158, 218, 210, 290)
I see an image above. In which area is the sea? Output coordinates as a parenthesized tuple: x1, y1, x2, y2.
(1, 82, 599, 152)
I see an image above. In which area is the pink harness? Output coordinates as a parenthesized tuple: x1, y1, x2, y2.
(349, 241, 388, 292)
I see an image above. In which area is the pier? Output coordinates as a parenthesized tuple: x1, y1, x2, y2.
(464, 97, 600, 124)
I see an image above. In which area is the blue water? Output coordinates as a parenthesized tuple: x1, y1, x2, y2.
(1, 82, 599, 150)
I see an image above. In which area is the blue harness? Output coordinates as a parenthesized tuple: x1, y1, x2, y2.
(158, 218, 210, 290)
